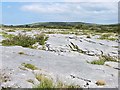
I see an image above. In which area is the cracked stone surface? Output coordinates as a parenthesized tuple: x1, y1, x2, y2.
(0, 30, 119, 88)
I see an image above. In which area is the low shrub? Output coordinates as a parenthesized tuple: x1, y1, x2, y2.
(1, 32, 15, 39)
(2, 33, 48, 48)
(7, 29, 15, 32)
(35, 34, 49, 45)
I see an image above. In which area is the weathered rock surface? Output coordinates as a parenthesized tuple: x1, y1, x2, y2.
(0, 45, 118, 88)
(0, 30, 119, 88)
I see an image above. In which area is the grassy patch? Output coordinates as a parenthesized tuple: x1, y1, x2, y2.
(35, 74, 54, 88)
(2, 33, 48, 47)
(88, 55, 118, 65)
(1, 32, 15, 39)
(22, 63, 38, 70)
(90, 59, 105, 65)
(98, 33, 117, 41)
(7, 29, 15, 32)
(56, 80, 80, 88)
(34, 34, 49, 45)
(35, 74, 81, 88)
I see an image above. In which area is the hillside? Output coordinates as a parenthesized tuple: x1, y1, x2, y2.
(2, 22, 118, 33)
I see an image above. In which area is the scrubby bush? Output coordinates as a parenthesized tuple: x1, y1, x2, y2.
(2, 33, 48, 48)
(7, 29, 15, 32)
(1, 32, 15, 39)
(35, 34, 49, 45)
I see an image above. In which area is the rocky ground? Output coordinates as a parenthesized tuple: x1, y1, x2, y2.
(0, 29, 119, 89)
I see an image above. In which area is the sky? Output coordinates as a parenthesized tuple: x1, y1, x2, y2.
(1, 1, 119, 25)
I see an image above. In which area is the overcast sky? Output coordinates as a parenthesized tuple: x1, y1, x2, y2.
(2, 1, 118, 25)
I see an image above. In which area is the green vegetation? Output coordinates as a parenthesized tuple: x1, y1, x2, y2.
(22, 63, 38, 70)
(88, 55, 118, 65)
(34, 74, 81, 88)
(90, 59, 105, 65)
(18, 51, 25, 55)
(2, 22, 118, 40)
(2, 22, 118, 34)
(35, 74, 54, 88)
(2, 33, 48, 48)
(56, 80, 81, 88)
(34, 34, 49, 45)
(98, 33, 117, 41)
(7, 29, 15, 32)
(0, 32, 15, 39)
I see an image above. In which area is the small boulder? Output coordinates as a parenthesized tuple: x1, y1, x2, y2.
(32, 42, 43, 50)
(96, 80, 106, 86)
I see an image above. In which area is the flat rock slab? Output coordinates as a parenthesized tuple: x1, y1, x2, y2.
(0, 45, 118, 88)
(0, 33, 118, 88)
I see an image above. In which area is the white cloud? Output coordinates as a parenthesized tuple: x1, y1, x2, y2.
(21, 3, 71, 13)
(21, 2, 117, 14)
(20, 2, 118, 24)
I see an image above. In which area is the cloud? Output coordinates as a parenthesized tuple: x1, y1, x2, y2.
(21, 2, 117, 14)
(21, 3, 71, 13)
(20, 2, 117, 24)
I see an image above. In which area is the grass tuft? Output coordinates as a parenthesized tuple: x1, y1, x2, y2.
(34, 74, 81, 88)
(35, 74, 54, 88)
(88, 55, 118, 65)
(22, 63, 38, 70)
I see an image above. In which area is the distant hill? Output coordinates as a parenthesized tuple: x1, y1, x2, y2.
(25, 22, 96, 27)
(2, 22, 119, 33)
